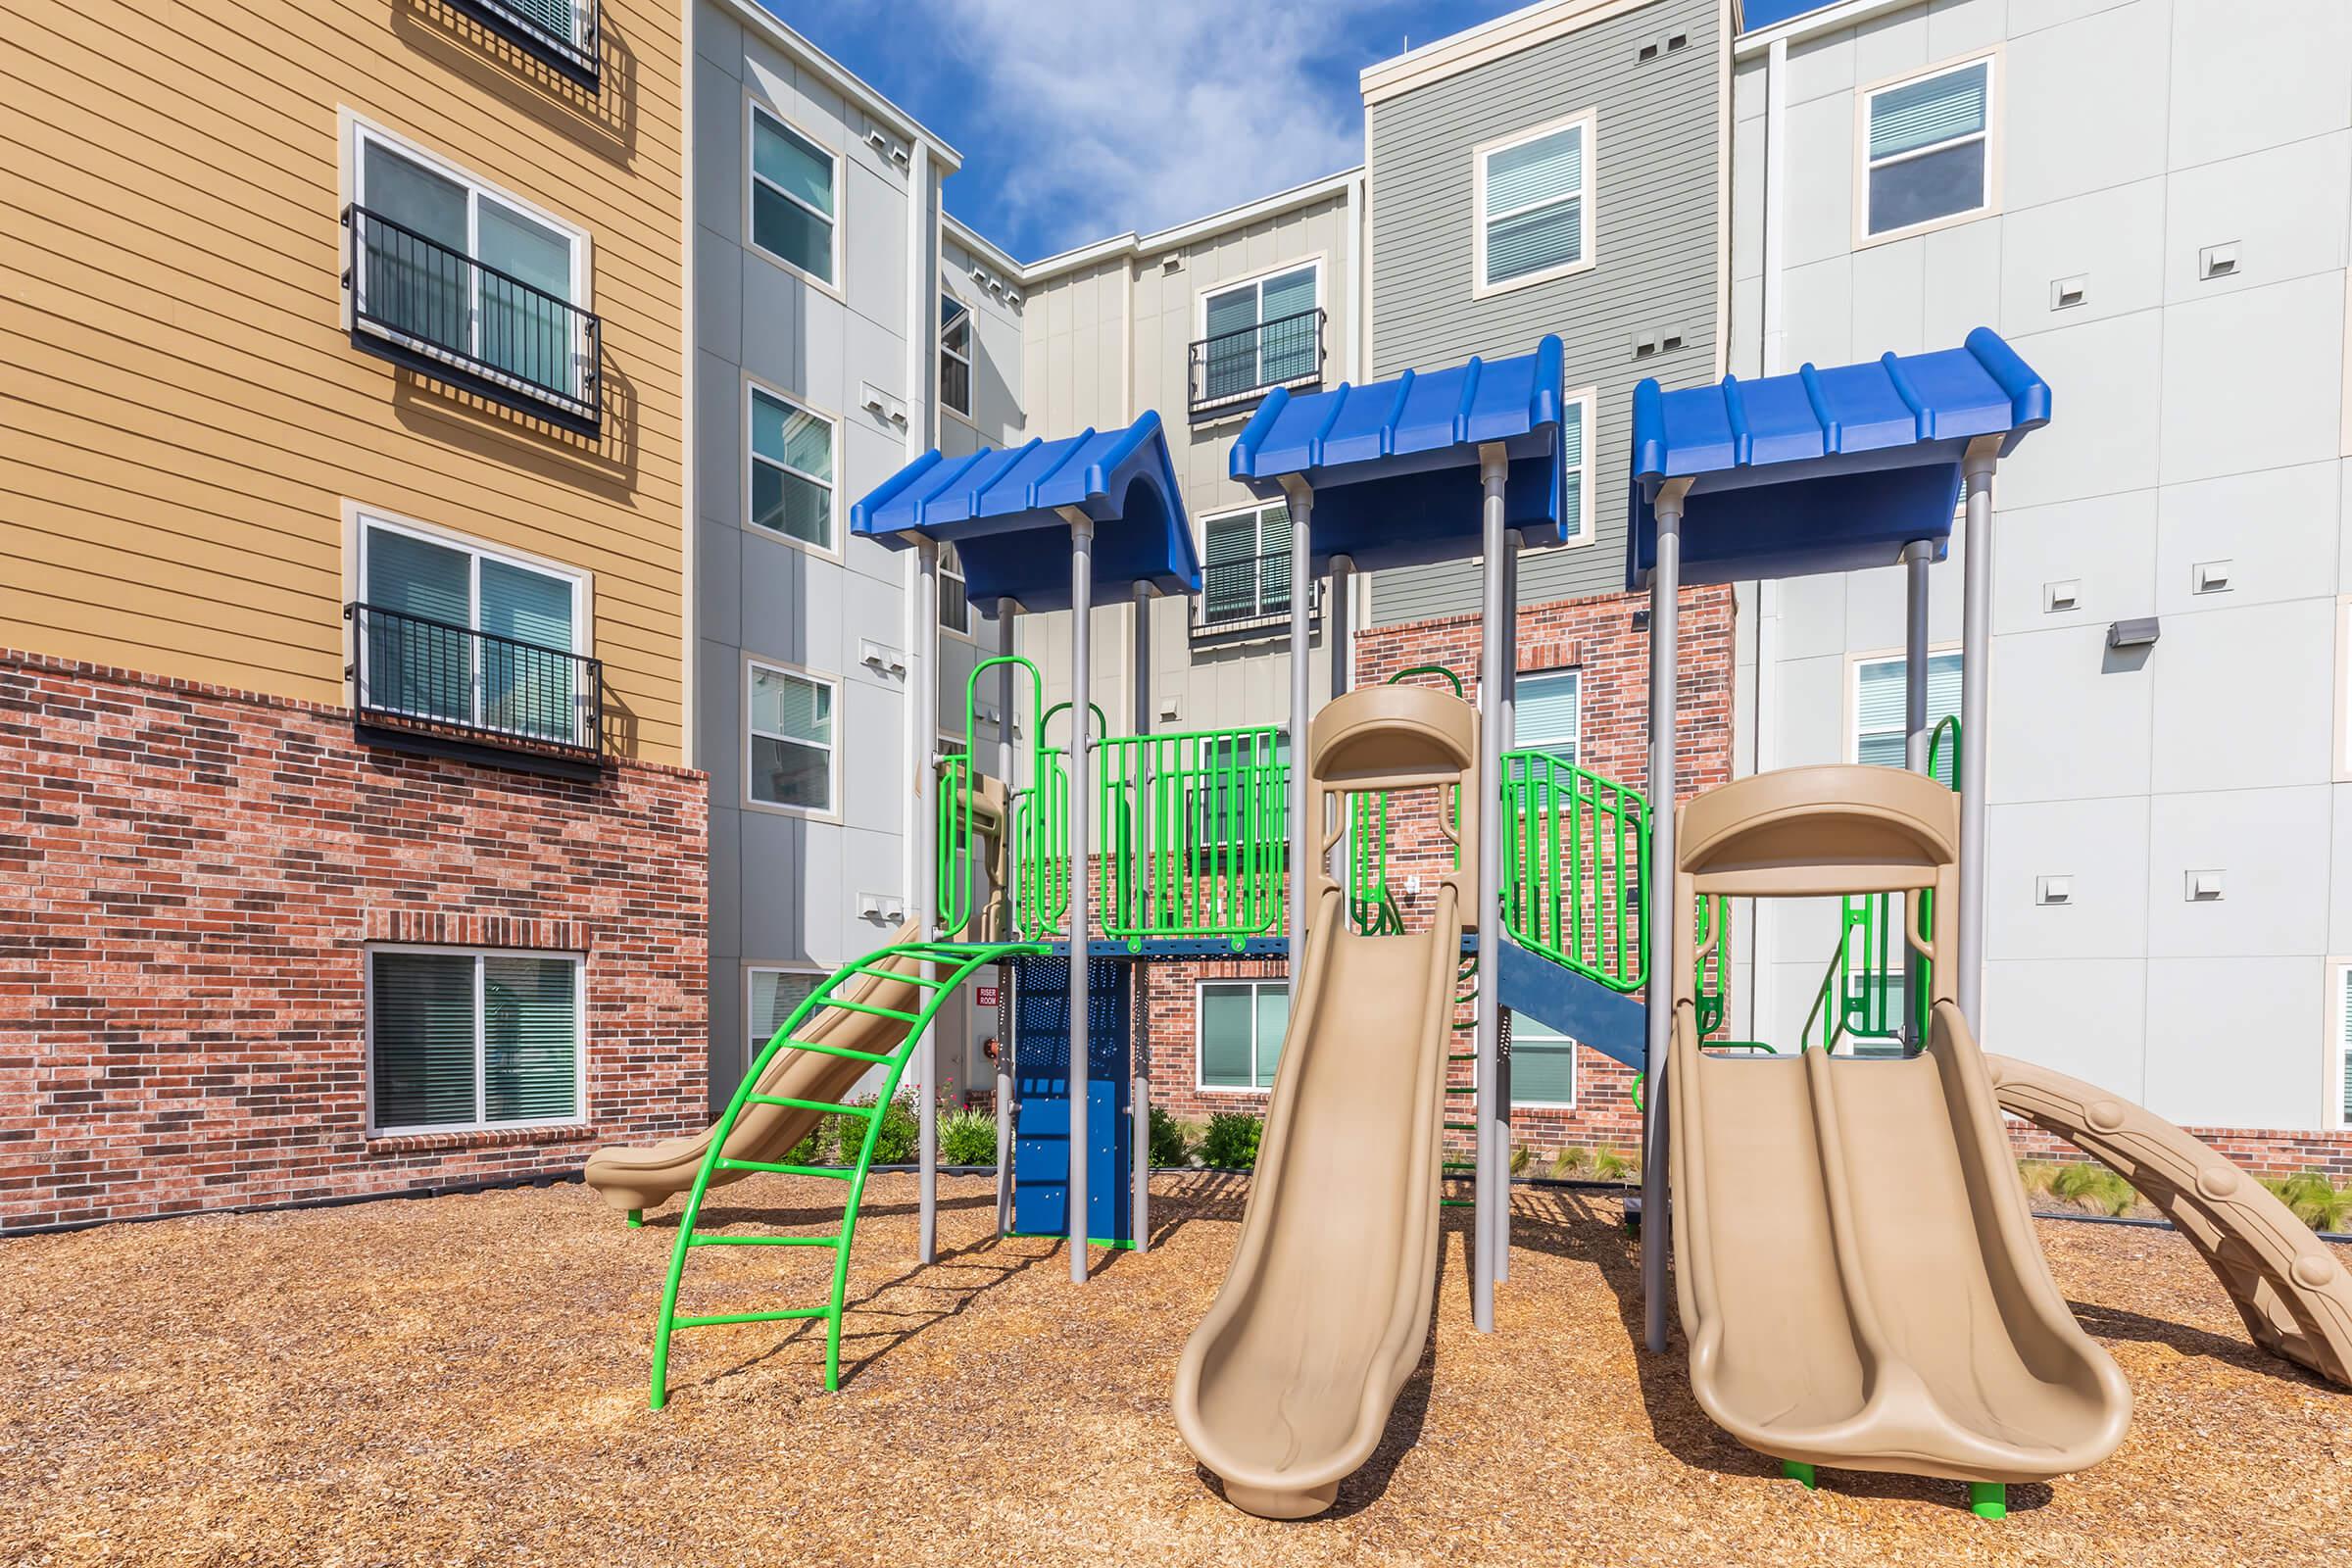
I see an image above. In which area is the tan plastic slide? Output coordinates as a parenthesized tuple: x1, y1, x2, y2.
(1667, 765, 2132, 1484)
(583, 919, 925, 1214)
(1173, 685, 1479, 1519)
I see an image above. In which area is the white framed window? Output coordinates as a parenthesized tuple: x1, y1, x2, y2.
(940, 293, 974, 420)
(939, 541, 971, 636)
(1199, 501, 1296, 627)
(1517, 668, 1581, 765)
(1473, 112, 1595, 296)
(1857, 53, 1997, 244)
(2332, 960, 2352, 1128)
(1198, 979, 1290, 1091)
(747, 382, 836, 552)
(1189, 730, 1290, 856)
(353, 510, 590, 746)
(1560, 387, 1595, 545)
(1198, 260, 1322, 407)
(1850, 649, 1962, 787)
(749, 103, 841, 288)
(345, 118, 593, 405)
(1509, 1022, 1577, 1108)
(746, 658, 838, 814)
(367, 945, 583, 1135)
(748, 965, 824, 1062)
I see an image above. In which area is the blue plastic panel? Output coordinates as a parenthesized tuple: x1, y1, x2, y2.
(1011, 956, 1133, 1245)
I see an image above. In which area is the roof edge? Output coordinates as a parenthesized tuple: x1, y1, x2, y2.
(1360, 0, 1661, 105)
(715, 0, 964, 170)
(1014, 167, 1361, 285)
(1732, 0, 1921, 55)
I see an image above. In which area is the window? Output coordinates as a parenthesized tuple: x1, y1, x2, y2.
(1200, 502, 1295, 627)
(357, 514, 585, 745)
(748, 661, 837, 812)
(749, 385, 835, 550)
(1199, 264, 1320, 405)
(1852, 651, 1962, 787)
(749, 966, 822, 1062)
(1510, 1022, 1577, 1108)
(1189, 731, 1290, 857)
(2337, 963, 2352, 1127)
(1561, 389, 1592, 544)
(1516, 669, 1580, 765)
(1199, 979, 1289, 1090)
(939, 541, 971, 636)
(1475, 114, 1594, 294)
(368, 947, 581, 1134)
(1861, 57, 1994, 240)
(751, 106, 839, 285)
(940, 294, 973, 419)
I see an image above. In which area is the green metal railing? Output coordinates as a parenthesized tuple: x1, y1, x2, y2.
(1499, 749, 1648, 993)
(1098, 724, 1289, 948)
(650, 936, 1046, 1403)
(938, 656, 1049, 940)
(1348, 666, 1463, 933)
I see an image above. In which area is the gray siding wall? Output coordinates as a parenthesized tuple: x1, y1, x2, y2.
(1367, 0, 1723, 624)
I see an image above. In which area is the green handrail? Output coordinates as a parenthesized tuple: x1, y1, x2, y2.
(1097, 724, 1289, 948)
(1348, 665, 1465, 930)
(1497, 748, 1648, 993)
(938, 655, 1048, 940)
(650, 937, 1048, 1403)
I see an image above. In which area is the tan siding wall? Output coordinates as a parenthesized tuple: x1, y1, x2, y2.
(0, 0, 688, 762)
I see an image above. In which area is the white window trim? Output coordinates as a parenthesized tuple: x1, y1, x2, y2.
(2333, 597, 2352, 783)
(364, 943, 588, 1138)
(746, 98, 846, 300)
(939, 291, 976, 426)
(746, 962, 828, 1059)
(1852, 48, 2002, 251)
(1844, 643, 1963, 765)
(1192, 254, 1327, 343)
(1195, 977, 1287, 1094)
(2328, 957, 2352, 1129)
(1507, 1021, 1579, 1109)
(1471, 110, 1597, 300)
(1514, 666, 1582, 760)
(743, 374, 843, 560)
(743, 654, 842, 820)
(1561, 385, 1597, 547)
(1196, 500, 1299, 626)
(938, 541, 974, 641)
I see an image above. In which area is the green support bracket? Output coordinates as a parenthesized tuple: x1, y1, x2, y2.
(1782, 1460, 1816, 1489)
(625, 1208, 643, 1229)
(1969, 1482, 2006, 1520)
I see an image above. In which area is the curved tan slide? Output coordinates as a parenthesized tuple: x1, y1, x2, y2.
(1988, 1054, 2352, 1388)
(1173, 683, 1480, 1519)
(584, 919, 925, 1213)
(1667, 764, 2131, 1485)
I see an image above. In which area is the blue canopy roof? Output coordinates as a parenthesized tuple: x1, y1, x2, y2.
(1627, 327, 2049, 588)
(1228, 336, 1567, 573)
(850, 412, 1200, 612)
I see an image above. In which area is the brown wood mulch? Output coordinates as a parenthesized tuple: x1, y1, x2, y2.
(3, 1172, 2348, 1567)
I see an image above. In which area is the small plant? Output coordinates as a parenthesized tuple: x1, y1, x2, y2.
(783, 1125, 831, 1166)
(834, 1095, 918, 1165)
(2050, 1160, 2136, 1217)
(1199, 1111, 1264, 1170)
(2015, 1160, 2064, 1201)
(939, 1106, 998, 1167)
(1149, 1106, 1197, 1168)
(1509, 1145, 1533, 1176)
(1550, 1146, 1592, 1179)
(1590, 1147, 1640, 1183)
(2262, 1170, 2352, 1233)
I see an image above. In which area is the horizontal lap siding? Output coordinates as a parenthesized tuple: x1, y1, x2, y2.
(0, 0, 688, 762)
(1367, 0, 1722, 625)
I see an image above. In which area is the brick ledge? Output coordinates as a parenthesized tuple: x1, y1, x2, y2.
(366, 1123, 601, 1156)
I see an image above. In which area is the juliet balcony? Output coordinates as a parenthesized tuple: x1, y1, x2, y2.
(348, 602, 607, 769)
(1187, 307, 1327, 421)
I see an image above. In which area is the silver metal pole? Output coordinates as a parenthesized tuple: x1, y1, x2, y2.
(1325, 556, 1352, 884)
(1496, 526, 1519, 1283)
(1285, 481, 1314, 988)
(1131, 582, 1152, 1254)
(1642, 479, 1690, 1355)
(1957, 446, 1998, 1022)
(1472, 445, 1508, 1334)
(1066, 516, 1095, 1284)
(1900, 538, 1933, 1047)
(914, 538, 941, 1265)
(994, 598, 1019, 1237)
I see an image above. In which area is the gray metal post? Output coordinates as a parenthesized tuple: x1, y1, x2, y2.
(1131, 583, 1152, 1253)
(1641, 478, 1690, 1355)
(1283, 480, 1314, 992)
(1065, 514, 1095, 1284)
(994, 597, 1019, 1237)
(1957, 444, 1999, 1023)
(1496, 526, 1519, 1283)
(1472, 445, 1508, 1334)
(1325, 556, 1352, 883)
(914, 538, 940, 1264)
(1900, 539, 1934, 1046)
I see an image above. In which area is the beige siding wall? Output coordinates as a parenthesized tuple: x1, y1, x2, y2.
(0, 0, 688, 762)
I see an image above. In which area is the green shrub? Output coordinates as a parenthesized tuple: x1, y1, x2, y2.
(1509, 1145, 1533, 1176)
(2050, 1161, 2136, 1217)
(939, 1106, 998, 1167)
(1550, 1146, 1592, 1179)
(1149, 1106, 1197, 1168)
(782, 1125, 831, 1167)
(1590, 1148, 1640, 1183)
(2016, 1160, 2064, 1200)
(833, 1095, 918, 1165)
(2262, 1170, 2352, 1233)
(1199, 1111, 1264, 1170)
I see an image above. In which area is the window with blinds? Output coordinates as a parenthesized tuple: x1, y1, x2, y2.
(940, 294, 973, 419)
(368, 949, 581, 1133)
(749, 661, 836, 811)
(1517, 669, 1581, 764)
(2340, 966, 2352, 1125)
(1477, 115, 1593, 291)
(1510, 1021, 1577, 1107)
(1853, 651, 1962, 786)
(1863, 58, 1993, 237)
(359, 517, 582, 742)
(1199, 980, 1290, 1091)
(749, 967, 822, 1064)
(1200, 502, 1294, 624)
(1560, 393, 1590, 543)
(752, 107, 838, 283)
(939, 541, 971, 635)
(1200, 266, 1319, 402)
(749, 386, 835, 549)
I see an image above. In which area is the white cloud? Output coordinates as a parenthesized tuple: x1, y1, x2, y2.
(917, 0, 1404, 255)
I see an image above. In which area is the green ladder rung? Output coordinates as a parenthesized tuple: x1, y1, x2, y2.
(847, 961, 953, 989)
(1440, 1199, 1474, 1208)
(1444, 1085, 1475, 1095)
(1448, 1053, 1478, 1062)
(685, 1233, 843, 1249)
(715, 1158, 854, 1179)
(670, 1307, 834, 1329)
(746, 1093, 879, 1118)
(810, 998, 925, 1025)
(771, 1038, 898, 1065)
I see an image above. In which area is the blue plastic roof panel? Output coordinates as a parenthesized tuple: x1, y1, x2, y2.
(850, 411, 1200, 612)
(1627, 327, 2050, 588)
(1228, 336, 1567, 574)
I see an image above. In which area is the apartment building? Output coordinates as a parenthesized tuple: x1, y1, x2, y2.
(0, 0, 699, 1228)
(1727, 0, 2352, 1172)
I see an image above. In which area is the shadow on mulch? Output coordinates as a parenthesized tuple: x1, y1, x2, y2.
(640, 1192, 1001, 1231)
(1149, 1172, 1249, 1247)
(2067, 1299, 2328, 1389)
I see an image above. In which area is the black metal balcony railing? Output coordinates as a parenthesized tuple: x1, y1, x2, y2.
(344, 205, 602, 435)
(1195, 551, 1322, 638)
(1188, 307, 1326, 420)
(446, 0, 602, 90)
(348, 603, 606, 762)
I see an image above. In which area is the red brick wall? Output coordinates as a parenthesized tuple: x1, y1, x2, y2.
(0, 651, 709, 1230)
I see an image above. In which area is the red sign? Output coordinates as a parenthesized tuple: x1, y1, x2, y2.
(975, 986, 1001, 1007)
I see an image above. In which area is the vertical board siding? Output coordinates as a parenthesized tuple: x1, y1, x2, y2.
(0, 0, 687, 761)
(1367, 0, 1721, 625)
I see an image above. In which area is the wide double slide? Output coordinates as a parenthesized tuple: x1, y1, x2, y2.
(1174, 684, 1480, 1519)
(583, 918, 925, 1214)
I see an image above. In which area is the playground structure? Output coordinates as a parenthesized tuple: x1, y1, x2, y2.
(585, 328, 2352, 1519)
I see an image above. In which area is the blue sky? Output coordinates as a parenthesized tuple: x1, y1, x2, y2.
(755, 0, 1532, 262)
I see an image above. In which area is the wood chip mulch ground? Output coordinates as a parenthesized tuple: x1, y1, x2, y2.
(4, 1172, 2349, 1567)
